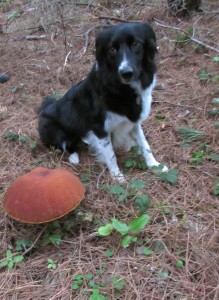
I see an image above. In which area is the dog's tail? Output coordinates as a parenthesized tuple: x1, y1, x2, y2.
(37, 96, 57, 119)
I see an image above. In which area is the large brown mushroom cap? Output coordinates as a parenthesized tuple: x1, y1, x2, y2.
(3, 167, 85, 224)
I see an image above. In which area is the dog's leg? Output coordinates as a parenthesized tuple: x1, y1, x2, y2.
(131, 123, 168, 172)
(83, 132, 125, 182)
(69, 152, 80, 164)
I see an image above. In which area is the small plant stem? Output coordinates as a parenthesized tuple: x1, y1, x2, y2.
(22, 228, 45, 256)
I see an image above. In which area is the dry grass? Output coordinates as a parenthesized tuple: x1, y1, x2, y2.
(0, 0, 219, 299)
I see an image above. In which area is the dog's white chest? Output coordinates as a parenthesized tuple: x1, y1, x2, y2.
(104, 112, 129, 133)
(132, 77, 155, 122)
(139, 89, 153, 121)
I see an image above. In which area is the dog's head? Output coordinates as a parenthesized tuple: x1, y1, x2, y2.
(96, 22, 157, 86)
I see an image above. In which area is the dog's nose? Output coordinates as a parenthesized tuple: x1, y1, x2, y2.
(119, 67, 134, 81)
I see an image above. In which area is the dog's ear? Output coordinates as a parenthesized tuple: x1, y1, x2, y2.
(139, 22, 158, 74)
(95, 29, 111, 66)
(141, 22, 157, 58)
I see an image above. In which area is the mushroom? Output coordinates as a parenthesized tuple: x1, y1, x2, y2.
(3, 167, 84, 224)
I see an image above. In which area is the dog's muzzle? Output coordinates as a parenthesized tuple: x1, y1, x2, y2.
(119, 65, 134, 83)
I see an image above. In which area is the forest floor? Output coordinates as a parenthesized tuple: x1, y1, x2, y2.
(0, 1, 219, 299)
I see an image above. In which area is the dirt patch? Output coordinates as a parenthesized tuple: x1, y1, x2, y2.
(0, 1, 219, 299)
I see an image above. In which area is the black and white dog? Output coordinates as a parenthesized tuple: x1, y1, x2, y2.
(38, 22, 168, 181)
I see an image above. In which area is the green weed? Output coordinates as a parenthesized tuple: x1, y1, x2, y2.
(3, 131, 38, 150)
(0, 250, 24, 270)
(98, 214, 150, 248)
(47, 258, 57, 270)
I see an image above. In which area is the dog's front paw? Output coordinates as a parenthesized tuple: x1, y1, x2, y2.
(69, 153, 80, 165)
(160, 164, 169, 172)
(111, 171, 126, 183)
(148, 161, 169, 173)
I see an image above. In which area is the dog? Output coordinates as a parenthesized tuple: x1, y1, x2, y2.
(38, 22, 168, 182)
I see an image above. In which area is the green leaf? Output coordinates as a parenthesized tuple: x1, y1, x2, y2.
(88, 281, 98, 288)
(151, 164, 165, 175)
(73, 274, 83, 282)
(13, 255, 24, 263)
(129, 214, 150, 234)
(158, 268, 169, 280)
(176, 32, 188, 43)
(111, 218, 129, 235)
(130, 146, 140, 157)
(105, 249, 114, 257)
(80, 173, 90, 183)
(29, 141, 37, 150)
(124, 157, 136, 168)
(7, 10, 20, 20)
(209, 107, 219, 116)
(85, 273, 93, 280)
(211, 98, 219, 104)
(198, 70, 211, 80)
(137, 161, 147, 170)
(160, 169, 179, 185)
(8, 261, 14, 269)
(89, 289, 106, 300)
(20, 135, 29, 143)
(208, 153, 219, 162)
(154, 115, 166, 121)
(177, 127, 204, 144)
(43, 233, 62, 245)
(6, 250, 12, 259)
(153, 240, 165, 253)
(110, 276, 125, 290)
(130, 179, 145, 190)
(98, 224, 113, 236)
(143, 247, 153, 256)
(121, 235, 137, 248)
(175, 260, 184, 268)
(134, 194, 151, 213)
(109, 185, 128, 195)
(15, 239, 32, 251)
(213, 183, 219, 196)
(72, 283, 80, 290)
(213, 57, 219, 62)
(0, 259, 9, 268)
(118, 194, 127, 202)
(191, 150, 204, 164)
(96, 269, 104, 275)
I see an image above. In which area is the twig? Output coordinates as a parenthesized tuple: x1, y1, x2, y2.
(96, 168, 106, 189)
(24, 35, 46, 40)
(190, 36, 219, 53)
(56, 3, 68, 55)
(74, 25, 110, 57)
(92, 15, 141, 23)
(63, 51, 71, 69)
(154, 19, 219, 54)
(22, 228, 45, 256)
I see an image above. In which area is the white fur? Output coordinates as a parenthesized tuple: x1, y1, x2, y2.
(69, 152, 80, 164)
(118, 54, 130, 72)
(83, 132, 125, 182)
(82, 78, 168, 181)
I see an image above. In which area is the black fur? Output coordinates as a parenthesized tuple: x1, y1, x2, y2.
(38, 22, 157, 156)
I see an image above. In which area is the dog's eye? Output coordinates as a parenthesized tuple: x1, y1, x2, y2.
(131, 41, 139, 48)
(108, 47, 117, 54)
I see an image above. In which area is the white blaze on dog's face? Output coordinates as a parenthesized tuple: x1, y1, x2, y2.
(95, 23, 157, 87)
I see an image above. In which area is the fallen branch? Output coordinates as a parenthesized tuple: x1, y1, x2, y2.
(74, 25, 111, 57)
(92, 15, 141, 23)
(24, 35, 46, 40)
(63, 50, 71, 69)
(154, 18, 219, 54)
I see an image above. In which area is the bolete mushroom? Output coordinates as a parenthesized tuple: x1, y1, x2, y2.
(3, 167, 84, 224)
